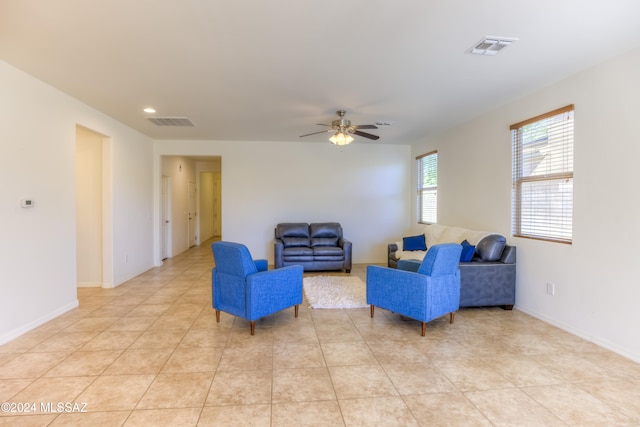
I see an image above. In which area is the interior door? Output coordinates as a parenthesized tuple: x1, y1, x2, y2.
(161, 175, 171, 259)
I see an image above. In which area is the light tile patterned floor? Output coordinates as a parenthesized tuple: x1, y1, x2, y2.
(1, 240, 640, 426)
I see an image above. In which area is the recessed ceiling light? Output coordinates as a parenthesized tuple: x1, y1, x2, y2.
(143, 107, 156, 113)
(467, 37, 518, 55)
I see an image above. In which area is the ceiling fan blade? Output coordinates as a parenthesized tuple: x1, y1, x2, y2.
(299, 129, 332, 138)
(316, 123, 332, 126)
(353, 124, 378, 130)
(352, 130, 380, 140)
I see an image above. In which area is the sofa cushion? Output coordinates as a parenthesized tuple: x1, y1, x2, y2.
(311, 237, 339, 247)
(283, 255, 314, 262)
(425, 223, 493, 247)
(403, 234, 427, 251)
(460, 240, 476, 262)
(283, 246, 313, 256)
(282, 237, 311, 248)
(475, 234, 506, 261)
(310, 222, 342, 238)
(424, 224, 468, 246)
(394, 246, 427, 261)
(313, 246, 344, 256)
(277, 223, 310, 238)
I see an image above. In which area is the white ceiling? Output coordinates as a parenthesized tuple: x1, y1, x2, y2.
(2, 0, 640, 145)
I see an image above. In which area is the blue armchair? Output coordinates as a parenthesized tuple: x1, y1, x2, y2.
(211, 241, 303, 335)
(366, 243, 463, 336)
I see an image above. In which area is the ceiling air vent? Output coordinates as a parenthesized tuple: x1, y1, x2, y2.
(467, 37, 517, 56)
(147, 117, 196, 127)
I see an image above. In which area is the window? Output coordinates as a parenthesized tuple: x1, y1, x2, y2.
(417, 151, 438, 224)
(511, 104, 574, 243)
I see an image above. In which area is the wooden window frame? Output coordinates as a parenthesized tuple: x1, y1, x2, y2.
(417, 150, 438, 224)
(511, 104, 574, 243)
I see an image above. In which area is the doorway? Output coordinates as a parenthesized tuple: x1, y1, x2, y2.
(161, 175, 172, 260)
(76, 126, 112, 287)
(188, 180, 197, 247)
(159, 156, 221, 261)
(199, 171, 222, 241)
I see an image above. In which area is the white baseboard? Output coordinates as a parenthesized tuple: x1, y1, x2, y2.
(516, 305, 640, 363)
(0, 300, 79, 345)
(77, 281, 103, 288)
(112, 263, 156, 288)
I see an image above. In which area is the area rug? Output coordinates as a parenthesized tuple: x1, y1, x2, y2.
(303, 275, 369, 309)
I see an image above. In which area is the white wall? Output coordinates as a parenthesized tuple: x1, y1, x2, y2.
(110, 131, 154, 286)
(0, 60, 154, 343)
(413, 47, 640, 361)
(154, 140, 412, 264)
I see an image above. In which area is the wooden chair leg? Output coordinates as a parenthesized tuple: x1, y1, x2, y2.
(215, 310, 220, 323)
(450, 312, 455, 324)
(421, 322, 427, 336)
(370, 305, 375, 318)
(294, 304, 299, 318)
(250, 321, 255, 335)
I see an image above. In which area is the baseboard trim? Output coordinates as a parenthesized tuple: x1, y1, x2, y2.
(112, 263, 156, 288)
(517, 305, 640, 363)
(77, 281, 103, 288)
(0, 300, 79, 346)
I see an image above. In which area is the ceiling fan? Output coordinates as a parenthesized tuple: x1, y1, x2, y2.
(300, 110, 379, 145)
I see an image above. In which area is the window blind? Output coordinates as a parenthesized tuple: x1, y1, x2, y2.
(511, 105, 574, 243)
(417, 151, 438, 224)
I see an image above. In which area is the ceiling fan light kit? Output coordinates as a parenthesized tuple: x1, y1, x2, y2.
(329, 131, 354, 146)
(300, 110, 380, 146)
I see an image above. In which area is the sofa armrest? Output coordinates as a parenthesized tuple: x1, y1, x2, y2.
(367, 265, 429, 317)
(459, 262, 515, 307)
(341, 238, 352, 272)
(501, 245, 516, 264)
(254, 259, 268, 272)
(273, 239, 284, 269)
(247, 265, 304, 320)
(387, 243, 399, 268)
(367, 265, 459, 321)
(388, 242, 398, 255)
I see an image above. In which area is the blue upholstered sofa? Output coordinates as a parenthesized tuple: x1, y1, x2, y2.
(388, 224, 516, 309)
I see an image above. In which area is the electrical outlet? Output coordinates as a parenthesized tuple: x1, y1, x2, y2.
(546, 282, 555, 295)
